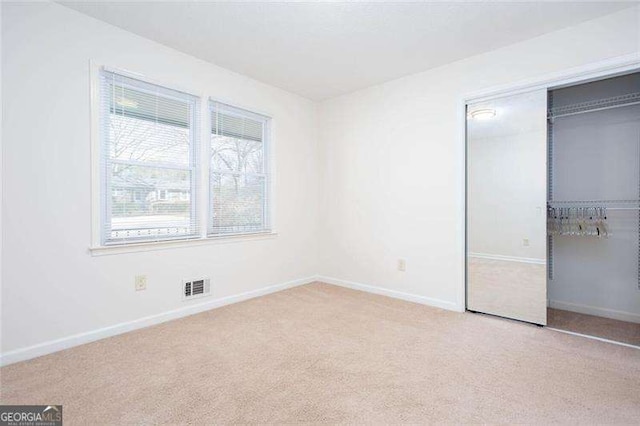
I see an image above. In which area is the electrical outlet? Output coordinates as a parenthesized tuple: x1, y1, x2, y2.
(522, 238, 530, 247)
(135, 275, 147, 291)
(397, 259, 406, 272)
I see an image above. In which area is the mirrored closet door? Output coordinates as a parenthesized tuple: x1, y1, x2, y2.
(466, 90, 548, 325)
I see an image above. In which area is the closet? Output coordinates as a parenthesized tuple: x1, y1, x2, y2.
(546, 72, 640, 345)
(466, 71, 640, 346)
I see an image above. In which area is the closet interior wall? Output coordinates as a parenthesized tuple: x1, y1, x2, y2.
(548, 72, 640, 324)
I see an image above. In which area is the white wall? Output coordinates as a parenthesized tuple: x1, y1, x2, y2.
(1, 2, 319, 360)
(317, 6, 640, 309)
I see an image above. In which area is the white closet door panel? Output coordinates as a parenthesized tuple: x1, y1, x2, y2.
(466, 89, 547, 325)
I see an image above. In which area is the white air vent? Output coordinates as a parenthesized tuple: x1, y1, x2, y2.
(182, 277, 211, 300)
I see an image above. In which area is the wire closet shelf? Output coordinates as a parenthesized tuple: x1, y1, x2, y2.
(547, 91, 640, 120)
(547, 200, 640, 210)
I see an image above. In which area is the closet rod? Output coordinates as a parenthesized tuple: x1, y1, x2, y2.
(599, 207, 640, 211)
(548, 206, 640, 210)
(548, 199, 640, 206)
(548, 206, 639, 211)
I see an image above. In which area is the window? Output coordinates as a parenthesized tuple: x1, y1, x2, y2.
(99, 70, 200, 245)
(209, 101, 271, 235)
(93, 68, 274, 250)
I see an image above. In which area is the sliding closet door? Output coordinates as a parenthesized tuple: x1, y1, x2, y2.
(466, 90, 547, 325)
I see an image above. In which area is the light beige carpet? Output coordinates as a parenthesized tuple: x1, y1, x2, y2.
(1, 282, 640, 424)
(548, 308, 640, 347)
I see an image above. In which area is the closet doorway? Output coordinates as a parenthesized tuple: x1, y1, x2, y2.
(546, 72, 640, 346)
(465, 65, 640, 347)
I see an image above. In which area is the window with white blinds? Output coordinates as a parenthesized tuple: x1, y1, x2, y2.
(99, 70, 200, 245)
(209, 101, 271, 235)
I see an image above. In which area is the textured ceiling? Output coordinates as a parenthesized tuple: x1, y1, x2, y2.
(61, 2, 632, 100)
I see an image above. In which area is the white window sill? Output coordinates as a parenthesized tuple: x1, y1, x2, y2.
(89, 231, 278, 256)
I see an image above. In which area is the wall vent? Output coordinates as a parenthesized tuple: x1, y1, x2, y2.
(182, 278, 211, 300)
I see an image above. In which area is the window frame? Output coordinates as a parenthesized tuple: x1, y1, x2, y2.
(90, 63, 277, 255)
(208, 100, 272, 237)
(99, 68, 201, 246)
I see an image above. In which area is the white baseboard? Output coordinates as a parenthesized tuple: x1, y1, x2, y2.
(318, 276, 462, 312)
(469, 252, 546, 265)
(549, 299, 640, 324)
(0, 275, 318, 367)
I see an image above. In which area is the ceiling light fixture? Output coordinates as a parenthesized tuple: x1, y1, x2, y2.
(469, 108, 496, 120)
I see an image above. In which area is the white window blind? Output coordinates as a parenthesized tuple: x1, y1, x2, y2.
(209, 101, 271, 235)
(100, 70, 200, 245)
